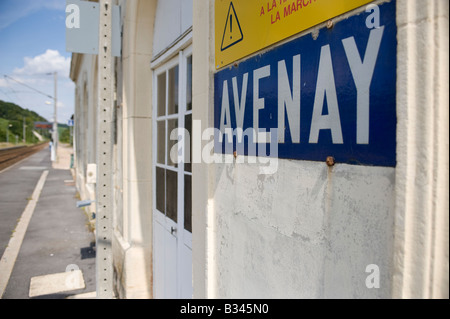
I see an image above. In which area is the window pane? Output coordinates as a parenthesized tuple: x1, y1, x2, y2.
(157, 121, 165, 165)
(166, 169, 177, 223)
(184, 174, 192, 233)
(157, 72, 166, 117)
(185, 114, 192, 173)
(186, 56, 192, 111)
(156, 167, 165, 214)
(168, 65, 179, 115)
(167, 119, 178, 168)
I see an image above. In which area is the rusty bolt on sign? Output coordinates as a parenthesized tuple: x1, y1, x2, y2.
(327, 20, 333, 29)
(326, 156, 335, 167)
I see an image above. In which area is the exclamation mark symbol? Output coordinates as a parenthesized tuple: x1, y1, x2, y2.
(230, 14, 233, 40)
(220, 2, 243, 52)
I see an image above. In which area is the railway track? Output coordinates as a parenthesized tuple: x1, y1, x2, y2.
(0, 143, 49, 172)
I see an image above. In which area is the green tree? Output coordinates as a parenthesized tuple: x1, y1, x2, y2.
(58, 125, 73, 145)
(0, 99, 51, 144)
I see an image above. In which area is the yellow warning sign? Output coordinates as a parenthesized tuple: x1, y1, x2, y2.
(221, 2, 244, 51)
(215, 0, 375, 69)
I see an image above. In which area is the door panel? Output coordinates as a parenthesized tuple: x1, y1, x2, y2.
(153, 220, 165, 298)
(153, 48, 193, 299)
(181, 245, 192, 298)
(164, 228, 178, 298)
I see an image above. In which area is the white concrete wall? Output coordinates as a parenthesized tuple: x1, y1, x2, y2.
(72, 0, 195, 299)
(193, 0, 395, 299)
(393, 0, 449, 298)
(212, 161, 394, 298)
(153, 0, 193, 56)
(111, 0, 157, 299)
(71, 54, 98, 210)
(193, 0, 449, 299)
(192, 0, 213, 299)
(70, 0, 448, 299)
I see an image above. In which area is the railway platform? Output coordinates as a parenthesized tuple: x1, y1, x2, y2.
(0, 145, 96, 299)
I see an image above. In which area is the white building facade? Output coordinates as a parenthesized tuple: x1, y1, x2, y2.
(70, 0, 448, 299)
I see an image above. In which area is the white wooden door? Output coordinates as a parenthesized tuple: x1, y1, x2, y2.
(153, 47, 193, 299)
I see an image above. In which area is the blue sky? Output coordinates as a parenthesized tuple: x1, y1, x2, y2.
(0, 0, 74, 124)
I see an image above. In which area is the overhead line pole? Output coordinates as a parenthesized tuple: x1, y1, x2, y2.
(52, 72, 58, 161)
(23, 117, 25, 144)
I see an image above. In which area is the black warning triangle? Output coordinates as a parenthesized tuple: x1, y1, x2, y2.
(221, 2, 244, 51)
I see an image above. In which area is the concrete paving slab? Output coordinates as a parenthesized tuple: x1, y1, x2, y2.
(29, 269, 85, 298)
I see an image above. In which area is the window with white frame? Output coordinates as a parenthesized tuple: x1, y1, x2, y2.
(153, 46, 193, 299)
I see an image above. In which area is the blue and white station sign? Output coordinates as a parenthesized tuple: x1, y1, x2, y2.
(214, 1, 396, 167)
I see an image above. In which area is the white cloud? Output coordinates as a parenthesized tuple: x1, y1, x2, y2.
(0, 45, 74, 123)
(0, 78, 8, 88)
(13, 49, 71, 78)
